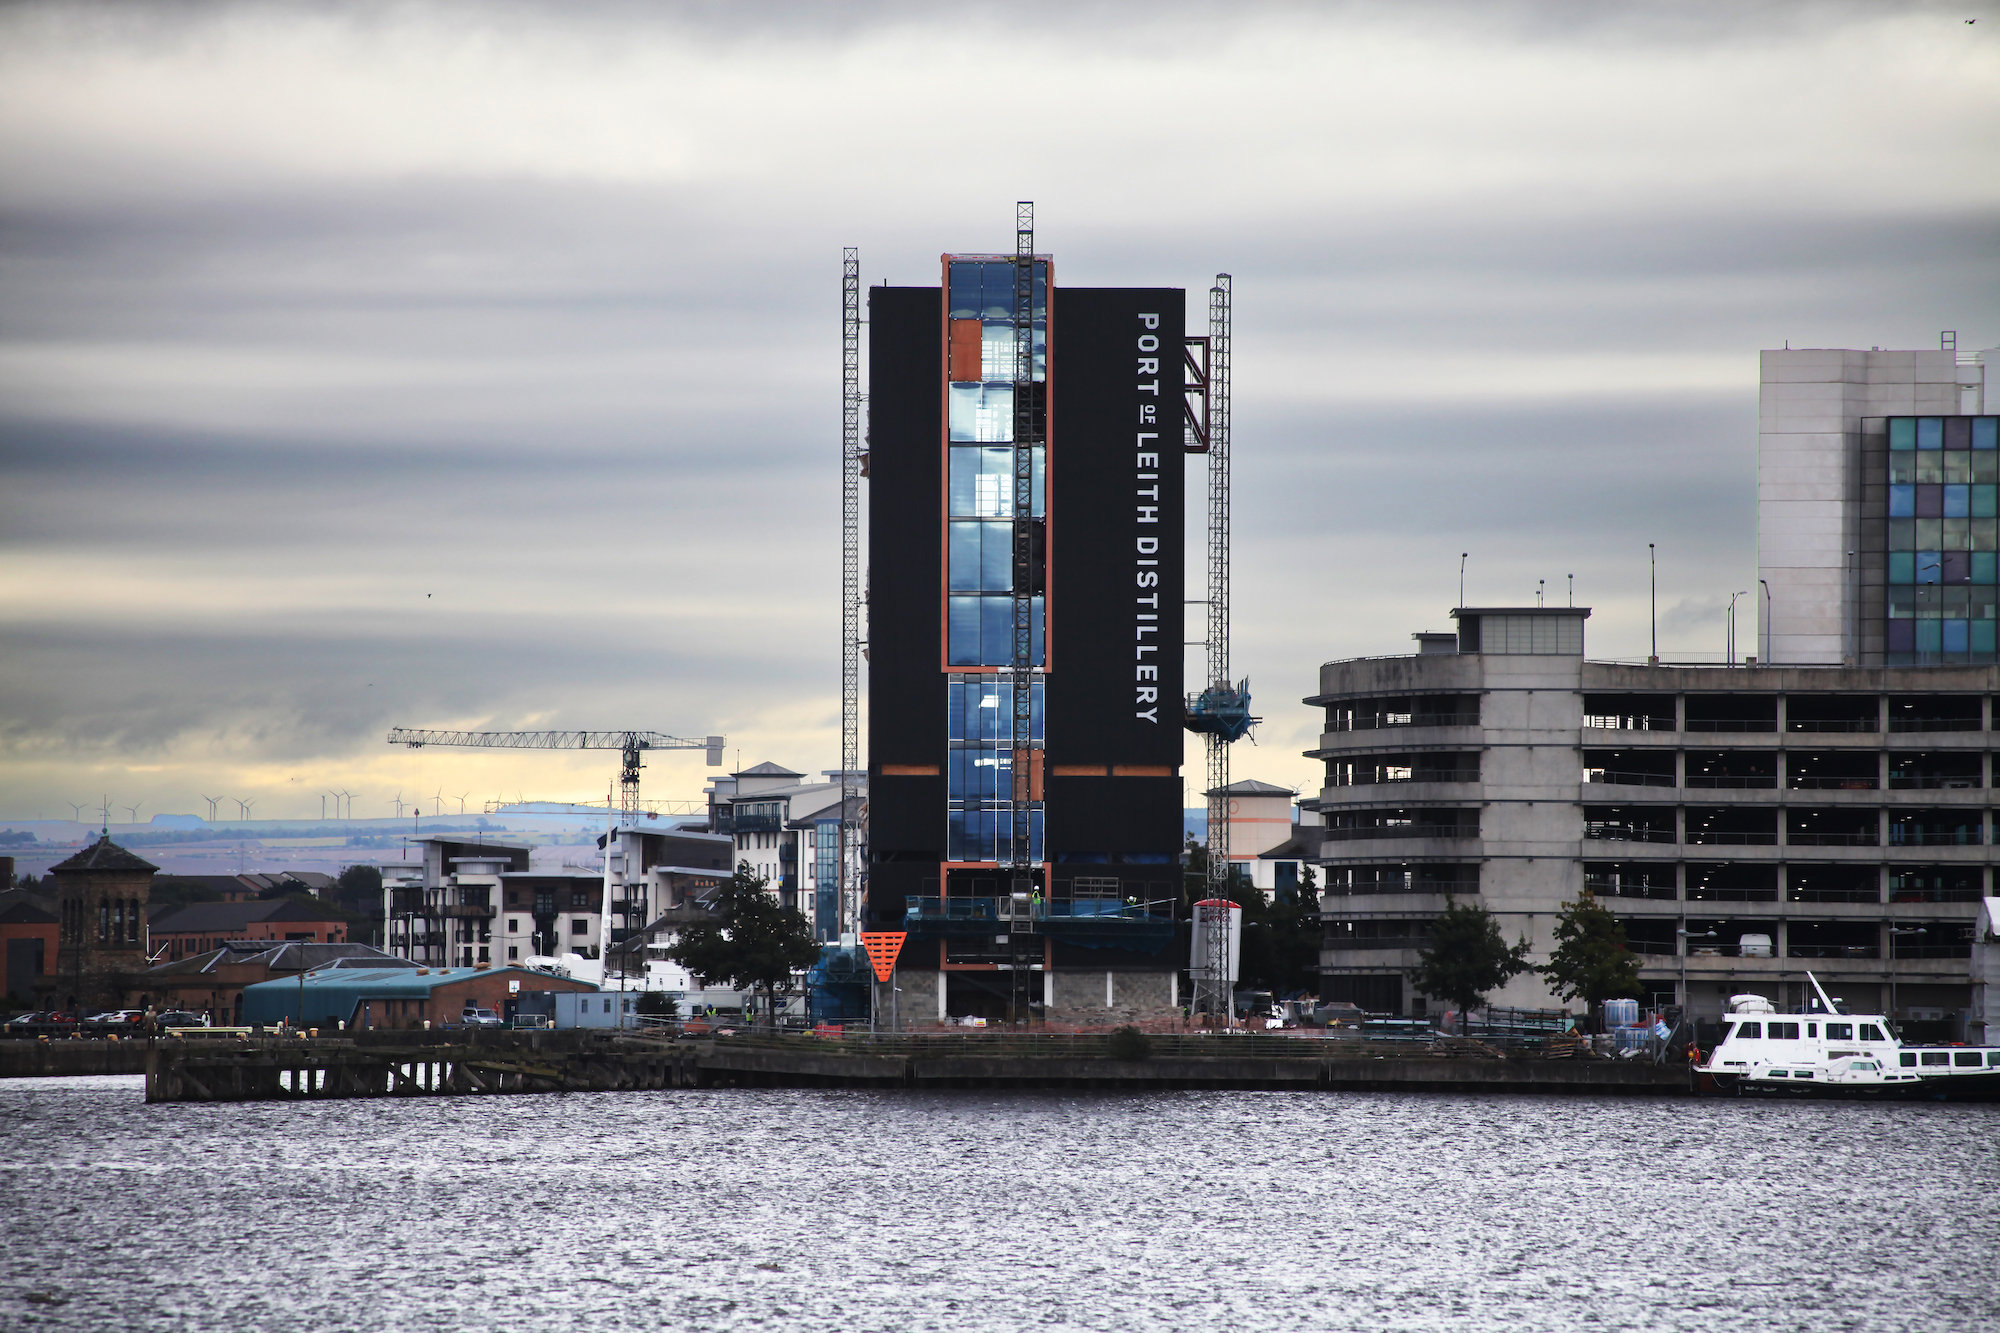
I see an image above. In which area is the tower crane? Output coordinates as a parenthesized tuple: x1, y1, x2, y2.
(385, 727, 724, 981)
(1183, 275, 1259, 1027)
(386, 728, 724, 824)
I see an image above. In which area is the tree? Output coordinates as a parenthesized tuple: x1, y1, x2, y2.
(1407, 897, 1532, 1034)
(1540, 890, 1642, 1030)
(1237, 881, 1323, 1000)
(665, 863, 820, 1025)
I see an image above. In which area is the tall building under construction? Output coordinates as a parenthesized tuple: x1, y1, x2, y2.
(860, 233, 1188, 1022)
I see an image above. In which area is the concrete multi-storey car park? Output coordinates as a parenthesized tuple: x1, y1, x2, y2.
(863, 243, 1186, 1023)
(1309, 606, 1997, 1039)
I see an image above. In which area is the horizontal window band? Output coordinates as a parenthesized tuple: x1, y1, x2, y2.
(1113, 765, 1175, 777)
(1051, 765, 1107, 776)
(879, 764, 940, 777)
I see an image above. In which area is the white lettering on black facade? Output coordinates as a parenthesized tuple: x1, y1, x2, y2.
(1135, 313, 1161, 722)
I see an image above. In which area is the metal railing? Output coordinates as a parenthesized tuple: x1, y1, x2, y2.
(1584, 770, 1677, 787)
(1322, 823, 1478, 841)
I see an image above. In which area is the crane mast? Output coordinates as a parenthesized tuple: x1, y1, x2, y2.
(841, 246, 865, 940)
(1185, 274, 1256, 1026)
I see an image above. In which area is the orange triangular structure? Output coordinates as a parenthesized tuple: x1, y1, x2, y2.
(859, 931, 907, 983)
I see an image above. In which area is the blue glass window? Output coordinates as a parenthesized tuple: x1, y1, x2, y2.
(1916, 621, 1943, 654)
(1918, 418, 1943, 449)
(1973, 621, 1998, 655)
(1974, 486, 1998, 520)
(1888, 552, 1915, 584)
(1943, 620, 1969, 654)
(948, 677, 1045, 744)
(949, 446, 1044, 518)
(946, 808, 1044, 864)
(947, 595, 1044, 666)
(1974, 552, 1998, 585)
(1945, 485, 1971, 519)
(1889, 484, 1915, 518)
(1889, 418, 1917, 450)
(1976, 418, 1998, 450)
(1916, 552, 1942, 584)
(949, 520, 1015, 594)
(949, 385, 1014, 442)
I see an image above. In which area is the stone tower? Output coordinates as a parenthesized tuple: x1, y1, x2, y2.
(48, 836, 159, 1013)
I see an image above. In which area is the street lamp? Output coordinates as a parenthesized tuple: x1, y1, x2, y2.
(1677, 927, 1717, 1019)
(1726, 591, 1750, 665)
(1758, 578, 1772, 663)
(1888, 925, 1926, 1023)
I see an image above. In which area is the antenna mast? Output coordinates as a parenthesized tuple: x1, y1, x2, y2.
(840, 245, 865, 938)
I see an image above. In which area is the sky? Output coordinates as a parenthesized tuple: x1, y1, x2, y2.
(2, 0, 1997, 824)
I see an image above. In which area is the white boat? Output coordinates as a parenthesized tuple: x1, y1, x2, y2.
(1697, 972, 2000, 1098)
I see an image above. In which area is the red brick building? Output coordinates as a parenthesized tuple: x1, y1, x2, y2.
(141, 941, 405, 1026)
(0, 891, 59, 1007)
(150, 899, 349, 961)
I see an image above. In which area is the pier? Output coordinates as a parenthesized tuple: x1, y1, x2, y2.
(118, 1030, 1692, 1101)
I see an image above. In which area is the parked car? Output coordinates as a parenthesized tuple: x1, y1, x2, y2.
(156, 1011, 209, 1030)
(460, 1007, 502, 1028)
(87, 1010, 146, 1025)
(509, 1013, 553, 1030)
(3, 1012, 46, 1028)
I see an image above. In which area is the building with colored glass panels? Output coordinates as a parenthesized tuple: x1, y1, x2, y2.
(1758, 346, 1999, 665)
(864, 248, 1186, 1024)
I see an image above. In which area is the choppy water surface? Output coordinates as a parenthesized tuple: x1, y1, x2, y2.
(2, 1077, 1997, 1332)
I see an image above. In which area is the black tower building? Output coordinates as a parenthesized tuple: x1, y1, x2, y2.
(865, 243, 1186, 1023)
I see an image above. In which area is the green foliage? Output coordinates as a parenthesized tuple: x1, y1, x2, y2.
(1237, 880, 1322, 999)
(1540, 890, 1642, 1027)
(636, 990, 678, 1019)
(330, 864, 385, 918)
(1106, 1025, 1153, 1061)
(665, 864, 820, 1015)
(1408, 897, 1532, 1031)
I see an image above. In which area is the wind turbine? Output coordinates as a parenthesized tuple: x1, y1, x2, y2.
(391, 792, 406, 818)
(201, 795, 223, 821)
(235, 797, 256, 820)
(66, 802, 85, 822)
(455, 792, 471, 816)
(123, 802, 143, 824)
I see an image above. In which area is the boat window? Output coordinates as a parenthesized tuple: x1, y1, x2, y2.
(1860, 1025, 1885, 1042)
(1900, 1053, 1917, 1067)
(1769, 1070, 1789, 1078)
(1806, 1023, 1817, 1038)
(1921, 1052, 1949, 1066)
(1794, 1070, 1814, 1079)
(1953, 1052, 1982, 1067)
(1734, 1022, 1760, 1040)
(1989, 1052, 2000, 1067)
(1769, 1022, 1801, 1040)
(1851, 1061, 1877, 1072)
(1826, 1023, 1852, 1040)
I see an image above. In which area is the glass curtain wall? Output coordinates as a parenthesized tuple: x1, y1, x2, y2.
(943, 256, 1049, 865)
(1886, 416, 2000, 662)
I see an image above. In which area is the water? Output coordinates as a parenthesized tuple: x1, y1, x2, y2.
(2, 1076, 1997, 1332)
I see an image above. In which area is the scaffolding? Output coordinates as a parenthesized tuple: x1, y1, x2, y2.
(840, 246, 865, 937)
(1186, 275, 1256, 1025)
